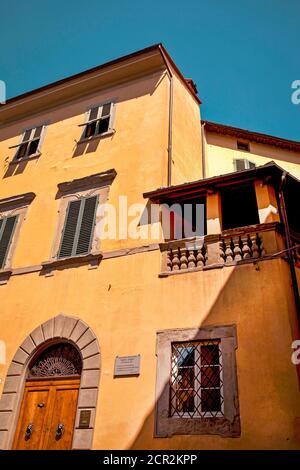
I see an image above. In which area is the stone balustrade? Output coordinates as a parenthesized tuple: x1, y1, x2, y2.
(159, 222, 285, 276)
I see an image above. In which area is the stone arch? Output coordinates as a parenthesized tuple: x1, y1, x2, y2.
(0, 314, 101, 450)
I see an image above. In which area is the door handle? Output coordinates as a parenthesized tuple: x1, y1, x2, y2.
(25, 423, 33, 440)
(55, 423, 64, 439)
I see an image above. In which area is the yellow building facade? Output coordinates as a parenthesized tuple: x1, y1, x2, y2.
(0, 44, 299, 450)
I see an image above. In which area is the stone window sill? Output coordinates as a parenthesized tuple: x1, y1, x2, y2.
(78, 130, 115, 144)
(41, 251, 103, 274)
(0, 269, 12, 285)
(9, 152, 41, 165)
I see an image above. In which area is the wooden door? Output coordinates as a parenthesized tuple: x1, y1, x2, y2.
(13, 377, 80, 450)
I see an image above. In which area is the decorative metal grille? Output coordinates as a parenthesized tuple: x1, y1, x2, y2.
(28, 343, 82, 378)
(170, 340, 224, 418)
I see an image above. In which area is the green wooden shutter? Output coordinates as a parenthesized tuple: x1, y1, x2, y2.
(58, 200, 82, 258)
(0, 215, 18, 269)
(76, 196, 98, 255)
(58, 196, 98, 259)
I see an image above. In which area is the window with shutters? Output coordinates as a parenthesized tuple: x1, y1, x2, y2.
(79, 103, 115, 141)
(234, 158, 256, 172)
(155, 325, 240, 438)
(0, 216, 18, 270)
(10, 126, 46, 161)
(58, 196, 98, 259)
(0, 193, 35, 276)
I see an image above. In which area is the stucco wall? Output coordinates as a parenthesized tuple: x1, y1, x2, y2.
(205, 132, 300, 179)
(0, 253, 299, 449)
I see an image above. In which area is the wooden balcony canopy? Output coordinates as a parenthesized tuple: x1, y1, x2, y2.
(143, 162, 300, 203)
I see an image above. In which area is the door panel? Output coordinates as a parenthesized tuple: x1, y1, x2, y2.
(13, 378, 80, 450)
(45, 383, 79, 450)
(13, 387, 51, 450)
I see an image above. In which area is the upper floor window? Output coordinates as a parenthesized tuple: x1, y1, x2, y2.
(221, 183, 259, 230)
(58, 195, 98, 259)
(162, 197, 206, 241)
(234, 158, 256, 172)
(0, 192, 35, 274)
(10, 126, 45, 161)
(237, 140, 250, 152)
(0, 215, 18, 269)
(79, 102, 115, 141)
(42, 169, 116, 271)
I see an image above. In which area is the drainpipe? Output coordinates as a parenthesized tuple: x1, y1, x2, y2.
(278, 172, 300, 328)
(159, 46, 173, 187)
(201, 121, 206, 179)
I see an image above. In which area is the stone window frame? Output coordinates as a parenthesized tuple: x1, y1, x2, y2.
(0, 192, 36, 283)
(155, 324, 240, 438)
(42, 169, 116, 272)
(0, 314, 101, 450)
(78, 100, 116, 144)
(9, 124, 48, 164)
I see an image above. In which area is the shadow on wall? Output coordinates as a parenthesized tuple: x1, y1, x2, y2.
(127, 261, 300, 450)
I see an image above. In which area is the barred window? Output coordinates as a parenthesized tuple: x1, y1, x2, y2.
(79, 103, 115, 140)
(10, 126, 45, 161)
(155, 326, 240, 437)
(170, 340, 223, 418)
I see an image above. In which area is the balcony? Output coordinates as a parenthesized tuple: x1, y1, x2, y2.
(159, 222, 285, 277)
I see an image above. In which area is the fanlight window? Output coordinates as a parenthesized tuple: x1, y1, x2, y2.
(28, 343, 82, 378)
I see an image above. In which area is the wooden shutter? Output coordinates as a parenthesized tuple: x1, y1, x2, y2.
(76, 196, 98, 255)
(235, 159, 256, 171)
(0, 215, 18, 269)
(235, 159, 247, 171)
(58, 196, 98, 259)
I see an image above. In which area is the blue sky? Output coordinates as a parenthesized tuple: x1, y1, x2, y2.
(1, 0, 299, 140)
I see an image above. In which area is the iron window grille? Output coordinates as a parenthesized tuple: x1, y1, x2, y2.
(170, 340, 224, 418)
(79, 103, 115, 140)
(10, 126, 45, 160)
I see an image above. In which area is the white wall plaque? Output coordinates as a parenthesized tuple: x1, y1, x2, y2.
(114, 355, 140, 376)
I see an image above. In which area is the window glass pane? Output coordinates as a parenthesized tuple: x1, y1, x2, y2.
(28, 140, 39, 156)
(177, 346, 194, 367)
(201, 344, 219, 365)
(97, 117, 109, 134)
(176, 389, 194, 413)
(201, 389, 221, 412)
(101, 103, 111, 117)
(23, 129, 32, 141)
(33, 126, 43, 138)
(89, 107, 99, 121)
(201, 366, 220, 388)
(85, 121, 97, 138)
(16, 143, 28, 159)
(177, 367, 194, 388)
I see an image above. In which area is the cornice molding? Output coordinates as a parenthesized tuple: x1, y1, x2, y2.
(57, 169, 117, 194)
(0, 192, 36, 210)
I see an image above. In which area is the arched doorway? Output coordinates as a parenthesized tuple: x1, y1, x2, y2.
(13, 342, 82, 450)
(0, 314, 101, 450)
